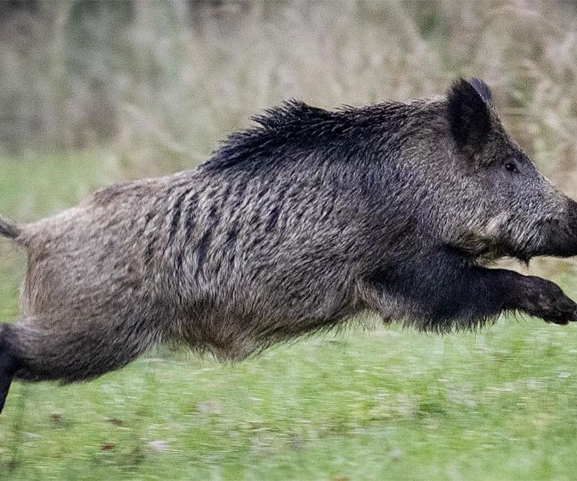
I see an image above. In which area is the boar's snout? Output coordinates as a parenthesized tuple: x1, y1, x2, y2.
(542, 196, 577, 258)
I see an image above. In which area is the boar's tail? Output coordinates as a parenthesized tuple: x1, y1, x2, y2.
(0, 215, 22, 242)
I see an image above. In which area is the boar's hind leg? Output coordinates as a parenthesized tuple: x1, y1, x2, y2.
(0, 324, 19, 413)
(0, 314, 158, 413)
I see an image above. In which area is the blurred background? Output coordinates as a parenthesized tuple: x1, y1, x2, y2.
(2, 0, 577, 180)
(3, 1, 577, 480)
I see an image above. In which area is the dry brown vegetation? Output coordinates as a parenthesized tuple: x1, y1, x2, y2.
(1, 0, 577, 188)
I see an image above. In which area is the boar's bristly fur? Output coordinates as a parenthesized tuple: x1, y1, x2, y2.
(1, 78, 577, 414)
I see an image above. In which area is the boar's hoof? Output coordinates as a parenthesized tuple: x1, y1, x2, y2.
(540, 297, 577, 325)
(519, 277, 577, 325)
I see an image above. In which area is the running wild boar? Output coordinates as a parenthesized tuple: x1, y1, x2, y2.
(1, 78, 577, 413)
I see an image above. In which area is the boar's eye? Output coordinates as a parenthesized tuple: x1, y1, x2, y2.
(504, 162, 519, 173)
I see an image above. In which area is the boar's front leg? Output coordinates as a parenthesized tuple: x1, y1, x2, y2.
(500, 270, 577, 325)
(457, 268, 577, 326)
(450, 268, 577, 326)
(361, 267, 577, 328)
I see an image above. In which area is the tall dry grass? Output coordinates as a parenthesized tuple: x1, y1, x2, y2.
(1, 0, 577, 187)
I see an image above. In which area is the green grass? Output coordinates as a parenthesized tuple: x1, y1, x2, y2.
(0, 149, 118, 220)
(3, 323, 577, 481)
(1, 154, 577, 480)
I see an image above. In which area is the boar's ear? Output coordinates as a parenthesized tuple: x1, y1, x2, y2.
(468, 78, 494, 106)
(447, 78, 493, 155)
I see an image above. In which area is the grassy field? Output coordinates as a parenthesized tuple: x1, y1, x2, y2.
(1, 155, 577, 481)
(4, 321, 577, 481)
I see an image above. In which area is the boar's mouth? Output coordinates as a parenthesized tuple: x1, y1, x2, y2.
(448, 215, 565, 265)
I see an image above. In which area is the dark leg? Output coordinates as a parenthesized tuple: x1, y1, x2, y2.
(442, 268, 577, 325)
(0, 311, 162, 414)
(0, 325, 20, 414)
(361, 266, 577, 329)
(501, 272, 577, 325)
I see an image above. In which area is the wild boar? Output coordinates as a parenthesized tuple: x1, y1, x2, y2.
(1, 78, 576, 413)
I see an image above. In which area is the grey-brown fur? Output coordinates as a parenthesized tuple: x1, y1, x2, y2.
(1, 78, 577, 413)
